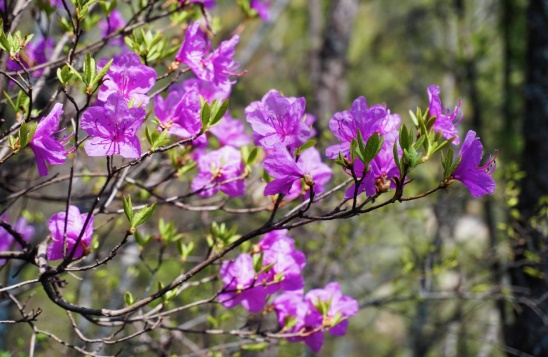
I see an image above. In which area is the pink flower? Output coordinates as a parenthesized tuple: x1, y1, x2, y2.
(326, 96, 387, 159)
(47, 206, 94, 261)
(427, 85, 462, 145)
(81, 93, 145, 158)
(29, 103, 68, 176)
(98, 52, 156, 107)
(175, 22, 242, 93)
(273, 282, 359, 352)
(264, 146, 331, 199)
(191, 146, 246, 197)
(451, 130, 497, 197)
(209, 112, 251, 148)
(245, 90, 311, 153)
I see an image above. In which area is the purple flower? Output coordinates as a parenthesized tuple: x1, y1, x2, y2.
(98, 52, 156, 107)
(273, 282, 358, 352)
(245, 90, 311, 153)
(181, 78, 230, 102)
(257, 230, 306, 292)
(303, 282, 359, 351)
(29, 103, 68, 176)
(0, 216, 34, 263)
(218, 254, 269, 313)
(209, 112, 251, 148)
(191, 146, 246, 197)
(175, 22, 242, 93)
(251, 0, 271, 21)
(451, 130, 497, 197)
(219, 230, 306, 313)
(7, 36, 53, 77)
(326, 96, 387, 159)
(47, 205, 94, 261)
(427, 85, 462, 145)
(99, 9, 126, 46)
(155, 84, 202, 139)
(343, 140, 401, 199)
(264, 146, 331, 199)
(81, 93, 145, 158)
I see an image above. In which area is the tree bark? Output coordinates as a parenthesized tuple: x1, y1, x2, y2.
(309, 0, 358, 133)
(506, 1, 548, 356)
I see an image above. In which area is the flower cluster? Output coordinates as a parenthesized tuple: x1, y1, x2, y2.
(245, 90, 332, 200)
(175, 21, 243, 96)
(191, 146, 246, 197)
(218, 230, 306, 312)
(219, 230, 357, 352)
(273, 282, 359, 352)
(81, 52, 155, 159)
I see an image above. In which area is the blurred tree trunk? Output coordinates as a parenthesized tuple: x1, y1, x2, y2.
(309, 0, 358, 133)
(506, 1, 548, 356)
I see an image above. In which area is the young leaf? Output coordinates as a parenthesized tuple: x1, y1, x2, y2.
(130, 202, 157, 229)
(18, 122, 37, 151)
(210, 99, 229, 126)
(122, 195, 134, 223)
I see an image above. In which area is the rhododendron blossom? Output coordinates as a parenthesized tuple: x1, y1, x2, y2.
(6, 36, 53, 77)
(326, 96, 387, 159)
(273, 282, 359, 352)
(98, 52, 156, 107)
(251, 0, 271, 21)
(245, 89, 311, 152)
(175, 22, 242, 93)
(451, 130, 497, 197)
(427, 85, 462, 145)
(99, 9, 126, 46)
(47, 206, 94, 261)
(263, 147, 331, 199)
(81, 93, 145, 158)
(29, 103, 69, 176)
(219, 230, 306, 313)
(155, 83, 202, 139)
(191, 146, 246, 197)
(209, 113, 251, 147)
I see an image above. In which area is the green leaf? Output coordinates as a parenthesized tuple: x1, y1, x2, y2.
(56, 65, 74, 85)
(83, 52, 95, 85)
(252, 252, 263, 273)
(200, 98, 211, 129)
(393, 140, 402, 174)
(399, 125, 411, 151)
(122, 195, 134, 223)
(297, 139, 316, 155)
(210, 99, 229, 126)
(241, 343, 268, 351)
(242, 146, 260, 166)
(90, 58, 113, 88)
(0, 27, 9, 52)
(65, 62, 83, 82)
(130, 202, 157, 229)
(356, 132, 383, 168)
(134, 230, 151, 246)
(18, 122, 37, 151)
(124, 291, 135, 306)
(350, 138, 358, 162)
(409, 110, 419, 127)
